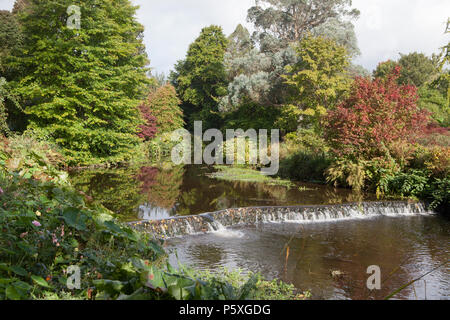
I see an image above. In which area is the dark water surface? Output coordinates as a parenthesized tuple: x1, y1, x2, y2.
(69, 165, 378, 221)
(166, 215, 449, 300)
(70, 165, 449, 300)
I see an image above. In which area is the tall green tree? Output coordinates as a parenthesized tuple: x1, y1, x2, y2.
(0, 10, 22, 74)
(171, 25, 228, 130)
(220, 0, 360, 111)
(374, 53, 439, 88)
(283, 36, 351, 133)
(8, 0, 150, 164)
(397, 52, 439, 87)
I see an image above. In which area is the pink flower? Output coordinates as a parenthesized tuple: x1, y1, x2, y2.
(0, 187, 3, 195)
(32, 220, 41, 227)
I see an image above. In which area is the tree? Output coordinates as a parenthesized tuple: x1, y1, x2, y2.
(226, 24, 253, 65)
(311, 17, 360, 57)
(397, 52, 439, 87)
(12, 0, 30, 14)
(374, 53, 439, 88)
(0, 10, 22, 74)
(418, 85, 449, 127)
(283, 36, 351, 133)
(325, 68, 431, 160)
(373, 60, 399, 79)
(248, 0, 359, 44)
(8, 0, 150, 164)
(170, 25, 228, 130)
(139, 84, 184, 138)
(220, 0, 360, 111)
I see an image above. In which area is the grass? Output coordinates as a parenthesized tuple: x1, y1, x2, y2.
(208, 165, 295, 188)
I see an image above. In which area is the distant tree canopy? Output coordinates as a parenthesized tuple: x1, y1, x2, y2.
(374, 53, 439, 87)
(6, 0, 150, 164)
(283, 36, 351, 133)
(170, 25, 228, 130)
(219, 0, 360, 112)
(326, 68, 431, 160)
(374, 50, 449, 127)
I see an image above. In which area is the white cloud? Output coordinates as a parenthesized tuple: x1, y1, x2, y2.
(1, 0, 449, 73)
(353, 0, 449, 71)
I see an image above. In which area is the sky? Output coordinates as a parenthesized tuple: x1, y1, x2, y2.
(1, 0, 449, 75)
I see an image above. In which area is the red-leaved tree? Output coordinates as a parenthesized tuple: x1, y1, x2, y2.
(325, 67, 431, 159)
(137, 104, 158, 141)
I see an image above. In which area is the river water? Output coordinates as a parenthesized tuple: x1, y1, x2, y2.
(70, 165, 450, 300)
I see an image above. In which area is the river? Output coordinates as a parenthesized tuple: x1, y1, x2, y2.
(69, 165, 450, 300)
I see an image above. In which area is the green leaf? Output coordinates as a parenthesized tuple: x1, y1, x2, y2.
(62, 207, 88, 231)
(31, 275, 51, 288)
(10, 266, 28, 277)
(5, 285, 21, 300)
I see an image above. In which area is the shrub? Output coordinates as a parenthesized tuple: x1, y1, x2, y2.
(141, 84, 184, 136)
(137, 104, 158, 141)
(325, 68, 431, 160)
(326, 159, 368, 192)
(279, 129, 331, 183)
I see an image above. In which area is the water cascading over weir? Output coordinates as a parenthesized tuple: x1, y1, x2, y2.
(129, 201, 433, 239)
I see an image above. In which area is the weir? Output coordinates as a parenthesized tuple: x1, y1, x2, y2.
(129, 201, 433, 239)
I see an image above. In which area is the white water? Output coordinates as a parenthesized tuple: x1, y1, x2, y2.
(175, 203, 434, 237)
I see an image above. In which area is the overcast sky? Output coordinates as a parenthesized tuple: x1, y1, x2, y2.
(1, 0, 449, 75)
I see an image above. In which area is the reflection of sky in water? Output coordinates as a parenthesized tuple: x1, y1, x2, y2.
(138, 204, 173, 220)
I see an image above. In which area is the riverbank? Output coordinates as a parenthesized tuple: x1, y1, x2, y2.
(0, 137, 303, 300)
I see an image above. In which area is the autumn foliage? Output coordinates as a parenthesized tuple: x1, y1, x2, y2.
(325, 67, 431, 159)
(138, 84, 184, 141)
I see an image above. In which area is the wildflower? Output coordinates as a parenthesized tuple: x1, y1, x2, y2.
(20, 232, 28, 238)
(0, 187, 3, 195)
(32, 220, 41, 227)
(36, 211, 42, 217)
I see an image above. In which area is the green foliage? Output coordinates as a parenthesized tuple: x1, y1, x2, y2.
(425, 177, 450, 212)
(0, 10, 22, 74)
(0, 157, 163, 300)
(247, 0, 359, 44)
(171, 25, 229, 130)
(1, 130, 65, 181)
(374, 53, 439, 88)
(8, 0, 150, 165)
(384, 170, 429, 198)
(397, 52, 439, 87)
(1, 135, 294, 300)
(210, 165, 294, 187)
(373, 60, 400, 79)
(283, 36, 351, 133)
(326, 158, 367, 192)
(196, 269, 309, 300)
(0, 78, 23, 134)
(223, 100, 293, 133)
(278, 129, 331, 183)
(221, 0, 359, 111)
(418, 85, 450, 127)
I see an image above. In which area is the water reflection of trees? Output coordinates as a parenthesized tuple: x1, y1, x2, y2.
(69, 165, 185, 220)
